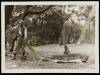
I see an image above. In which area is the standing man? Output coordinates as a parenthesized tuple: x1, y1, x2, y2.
(11, 20, 26, 60)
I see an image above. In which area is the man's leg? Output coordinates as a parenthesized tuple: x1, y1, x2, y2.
(20, 41, 26, 60)
(12, 38, 20, 60)
(9, 42, 14, 52)
(9, 37, 17, 52)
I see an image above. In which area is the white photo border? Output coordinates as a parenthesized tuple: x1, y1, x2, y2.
(1, 1, 99, 73)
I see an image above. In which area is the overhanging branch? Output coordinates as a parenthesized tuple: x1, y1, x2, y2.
(22, 5, 54, 20)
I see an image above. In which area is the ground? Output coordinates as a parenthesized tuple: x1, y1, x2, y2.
(5, 43, 95, 69)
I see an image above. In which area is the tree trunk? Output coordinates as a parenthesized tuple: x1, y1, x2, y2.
(62, 23, 70, 55)
(79, 6, 95, 44)
(62, 6, 70, 55)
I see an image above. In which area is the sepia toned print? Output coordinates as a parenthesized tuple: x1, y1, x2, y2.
(1, 1, 99, 73)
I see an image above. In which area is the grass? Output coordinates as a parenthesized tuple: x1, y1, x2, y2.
(5, 43, 95, 69)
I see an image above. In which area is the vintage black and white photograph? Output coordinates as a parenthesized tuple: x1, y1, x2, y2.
(1, 1, 99, 73)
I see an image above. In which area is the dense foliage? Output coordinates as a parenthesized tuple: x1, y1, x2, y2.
(5, 5, 95, 46)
